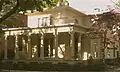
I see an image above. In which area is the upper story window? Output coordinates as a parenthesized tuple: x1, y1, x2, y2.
(38, 15, 52, 27)
(28, 14, 52, 28)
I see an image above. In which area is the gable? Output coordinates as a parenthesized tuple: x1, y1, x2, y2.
(24, 6, 89, 28)
(25, 6, 86, 16)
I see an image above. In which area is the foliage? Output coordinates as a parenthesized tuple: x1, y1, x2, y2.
(1, 13, 25, 28)
(89, 11, 120, 45)
(87, 11, 120, 59)
(84, 0, 120, 46)
(0, 0, 61, 27)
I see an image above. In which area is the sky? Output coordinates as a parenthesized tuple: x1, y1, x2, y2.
(68, 0, 117, 13)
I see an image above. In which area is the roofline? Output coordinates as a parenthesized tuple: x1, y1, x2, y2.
(24, 6, 87, 16)
(56, 6, 86, 15)
(64, 6, 87, 16)
(3, 24, 88, 31)
(86, 11, 110, 16)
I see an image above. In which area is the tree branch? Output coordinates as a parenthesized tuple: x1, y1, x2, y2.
(0, 0, 20, 24)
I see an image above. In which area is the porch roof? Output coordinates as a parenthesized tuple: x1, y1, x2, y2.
(2, 23, 88, 31)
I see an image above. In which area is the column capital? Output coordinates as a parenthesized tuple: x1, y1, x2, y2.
(53, 28, 58, 35)
(69, 31, 75, 35)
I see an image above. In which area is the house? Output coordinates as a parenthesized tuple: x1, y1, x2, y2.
(0, 5, 118, 64)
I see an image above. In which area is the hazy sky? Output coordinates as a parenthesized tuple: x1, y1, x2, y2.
(68, 0, 117, 13)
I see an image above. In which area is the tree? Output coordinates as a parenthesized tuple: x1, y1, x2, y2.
(88, 11, 120, 60)
(0, 0, 60, 26)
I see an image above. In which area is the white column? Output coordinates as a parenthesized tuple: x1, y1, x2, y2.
(70, 32, 75, 60)
(64, 42, 71, 60)
(15, 35, 19, 60)
(28, 34, 32, 59)
(40, 34, 44, 60)
(54, 28, 58, 59)
(4, 35, 7, 60)
(38, 34, 41, 58)
(78, 35, 82, 60)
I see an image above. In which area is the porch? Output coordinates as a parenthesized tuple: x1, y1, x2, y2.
(0, 24, 91, 63)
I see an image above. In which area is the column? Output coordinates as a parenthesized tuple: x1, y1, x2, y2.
(97, 39, 101, 59)
(4, 35, 7, 60)
(50, 37, 54, 57)
(117, 40, 120, 58)
(64, 42, 71, 60)
(15, 35, 19, 60)
(54, 28, 58, 59)
(40, 34, 44, 60)
(81, 34, 84, 60)
(70, 32, 75, 60)
(81, 35, 91, 60)
(74, 33, 78, 59)
(37, 34, 41, 58)
(28, 34, 32, 59)
(78, 35, 82, 60)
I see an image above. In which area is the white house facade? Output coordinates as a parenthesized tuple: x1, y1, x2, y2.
(0, 5, 119, 64)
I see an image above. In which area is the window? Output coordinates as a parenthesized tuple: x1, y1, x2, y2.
(42, 17, 48, 26)
(38, 18, 42, 27)
(38, 15, 51, 27)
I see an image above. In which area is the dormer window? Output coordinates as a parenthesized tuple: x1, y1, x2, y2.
(28, 14, 52, 28)
(38, 15, 51, 27)
(42, 17, 49, 26)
